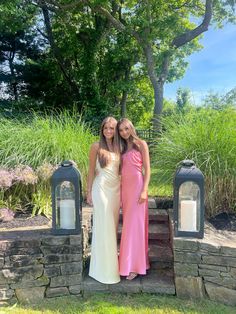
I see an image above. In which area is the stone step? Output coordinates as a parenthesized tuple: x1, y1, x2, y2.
(82, 269, 175, 295)
(119, 208, 169, 223)
(150, 260, 174, 270)
(117, 223, 170, 240)
(148, 245, 173, 262)
(148, 224, 170, 240)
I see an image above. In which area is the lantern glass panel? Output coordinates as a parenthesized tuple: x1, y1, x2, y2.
(178, 181, 200, 232)
(55, 181, 76, 229)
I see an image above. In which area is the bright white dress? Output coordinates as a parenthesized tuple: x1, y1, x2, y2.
(89, 153, 120, 284)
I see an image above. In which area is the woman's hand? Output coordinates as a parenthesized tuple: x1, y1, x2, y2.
(86, 191, 93, 206)
(138, 190, 147, 204)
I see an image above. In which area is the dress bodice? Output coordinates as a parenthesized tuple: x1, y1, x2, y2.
(121, 149, 143, 177)
(95, 152, 120, 184)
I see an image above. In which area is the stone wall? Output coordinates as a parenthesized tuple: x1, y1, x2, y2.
(0, 230, 82, 305)
(173, 222, 236, 306)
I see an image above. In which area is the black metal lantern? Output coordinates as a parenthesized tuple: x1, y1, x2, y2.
(173, 160, 204, 238)
(51, 160, 82, 235)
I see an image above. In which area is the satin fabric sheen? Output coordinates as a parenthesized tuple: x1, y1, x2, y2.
(119, 149, 149, 276)
(89, 153, 120, 284)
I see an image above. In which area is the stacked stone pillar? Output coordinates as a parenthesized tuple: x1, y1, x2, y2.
(0, 231, 82, 304)
(173, 224, 236, 306)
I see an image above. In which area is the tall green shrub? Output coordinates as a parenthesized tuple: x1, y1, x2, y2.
(153, 108, 236, 217)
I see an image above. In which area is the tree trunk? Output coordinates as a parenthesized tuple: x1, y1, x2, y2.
(120, 90, 128, 118)
(120, 68, 130, 118)
(142, 43, 164, 131)
(8, 54, 18, 101)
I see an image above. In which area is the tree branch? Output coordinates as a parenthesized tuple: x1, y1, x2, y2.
(172, 0, 213, 48)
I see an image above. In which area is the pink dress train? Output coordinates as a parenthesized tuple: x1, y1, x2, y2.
(119, 148, 149, 276)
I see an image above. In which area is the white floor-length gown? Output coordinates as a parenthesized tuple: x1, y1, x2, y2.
(89, 153, 120, 284)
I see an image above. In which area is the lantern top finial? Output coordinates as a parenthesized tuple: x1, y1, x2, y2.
(61, 160, 73, 167)
(181, 160, 195, 167)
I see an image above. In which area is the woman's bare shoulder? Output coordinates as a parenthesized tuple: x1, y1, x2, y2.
(138, 139, 148, 151)
(90, 142, 99, 151)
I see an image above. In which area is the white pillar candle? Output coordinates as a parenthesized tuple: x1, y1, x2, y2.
(60, 199, 75, 229)
(179, 200, 197, 232)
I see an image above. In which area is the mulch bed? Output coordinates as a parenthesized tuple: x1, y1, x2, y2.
(0, 209, 50, 229)
(208, 212, 236, 232)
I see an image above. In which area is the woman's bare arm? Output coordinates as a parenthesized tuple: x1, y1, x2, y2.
(139, 140, 151, 203)
(86, 142, 99, 205)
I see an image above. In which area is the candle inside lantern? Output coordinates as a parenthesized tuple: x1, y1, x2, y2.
(179, 200, 197, 231)
(60, 199, 75, 229)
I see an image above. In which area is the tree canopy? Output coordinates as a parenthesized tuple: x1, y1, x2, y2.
(0, 0, 235, 125)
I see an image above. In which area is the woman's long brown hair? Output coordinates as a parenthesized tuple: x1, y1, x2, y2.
(117, 118, 141, 154)
(98, 117, 119, 168)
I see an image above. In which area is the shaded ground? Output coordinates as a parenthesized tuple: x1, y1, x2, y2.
(0, 208, 50, 229)
(208, 212, 236, 232)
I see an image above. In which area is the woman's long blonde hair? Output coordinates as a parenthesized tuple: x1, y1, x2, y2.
(98, 116, 119, 168)
(117, 118, 141, 154)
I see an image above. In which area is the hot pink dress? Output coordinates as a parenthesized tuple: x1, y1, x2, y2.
(119, 148, 149, 276)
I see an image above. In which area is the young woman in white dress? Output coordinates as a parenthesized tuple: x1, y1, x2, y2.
(86, 117, 120, 284)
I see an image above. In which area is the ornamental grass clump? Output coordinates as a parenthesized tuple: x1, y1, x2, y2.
(153, 108, 236, 217)
(0, 111, 96, 215)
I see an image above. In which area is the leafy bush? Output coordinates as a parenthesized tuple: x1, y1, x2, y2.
(153, 108, 236, 217)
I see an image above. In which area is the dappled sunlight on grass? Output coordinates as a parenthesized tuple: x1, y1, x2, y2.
(2, 294, 235, 314)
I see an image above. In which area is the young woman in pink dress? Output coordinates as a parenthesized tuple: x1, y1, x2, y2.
(117, 118, 150, 280)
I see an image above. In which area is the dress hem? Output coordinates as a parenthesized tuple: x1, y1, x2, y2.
(89, 274, 120, 285)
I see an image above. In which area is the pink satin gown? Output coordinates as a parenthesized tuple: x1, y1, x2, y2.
(119, 148, 149, 276)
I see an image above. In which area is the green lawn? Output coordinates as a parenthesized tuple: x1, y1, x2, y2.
(1, 293, 235, 314)
(149, 167, 173, 197)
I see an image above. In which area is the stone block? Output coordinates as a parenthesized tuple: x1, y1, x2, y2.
(6, 247, 41, 256)
(205, 282, 236, 306)
(82, 276, 109, 293)
(8, 254, 43, 267)
(198, 269, 220, 277)
(199, 242, 220, 253)
(11, 239, 41, 249)
(2, 265, 43, 283)
(10, 276, 50, 289)
(0, 257, 4, 268)
(69, 235, 82, 245)
(41, 236, 69, 246)
(44, 265, 61, 277)
(221, 246, 236, 257)
(175, 276, 205, 299)
(202, 255, 236, 267)
(141, 273, 175, 295)
(0, 288, 14, 301)
(61, 262, 82, 275)
(174, 263, 198, 277)
(174, 252, 201, 264)
(50, 274, 82, 288)
(173, 239, 199, 251)
(148, 198, 157, 209)
(204, 276, 236, 289)
(199, 264, 227, 272)
(40, 245, 81, 255)
(43, 253, 82, 264)
(69, 285, 81, 295)
(46, 287, 69, 298)
(230, 267, 236, 278)
(15, 286, 45, 303)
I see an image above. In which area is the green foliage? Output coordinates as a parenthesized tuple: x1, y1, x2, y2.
(153, 108, 236, 217)
(0, 111, 96, 215)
